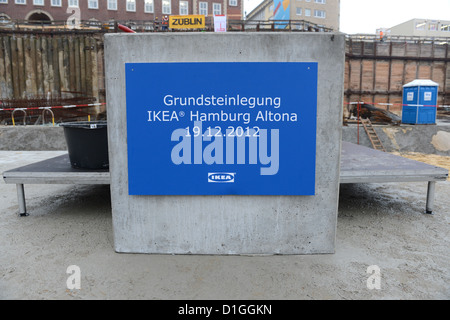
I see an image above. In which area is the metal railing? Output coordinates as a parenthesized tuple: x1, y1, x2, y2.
(2, 19, 449, 42)
(346, 33, 450, 44)
(0, 18, 334, 34)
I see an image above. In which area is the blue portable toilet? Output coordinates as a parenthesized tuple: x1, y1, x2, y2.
(402, 79, 439, 124)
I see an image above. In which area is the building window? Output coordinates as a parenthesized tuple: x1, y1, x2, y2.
(315, 0, 326, 3)
(199, 2, 208, 15)
(441, 24, 450, 32)
(229, 0, 237, 6)
(51, 0, 61, 6)
(428, 22, 437, 31)
(314, 9, 326, 18)
(305, 8, 311, 17)
(108, 0, 117, 10)
(0, 0, 7, 4)
(296, 7, 302, 15)
(213, 3, 221, 15)
(127, 0, 136, 12)
(145, 0, 154, 13)
(15, 0, 26, 4)
(68, 0, 78, 7)
(33, 0, 44, 5)
(162, 0, 171, 14)
(88, 0, 98, 9)
(179, 1, 188, 15)
(415, 22, 426, 30)
(0, 13, 10, 21)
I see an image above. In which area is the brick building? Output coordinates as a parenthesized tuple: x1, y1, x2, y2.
(0, 0, 243, 23)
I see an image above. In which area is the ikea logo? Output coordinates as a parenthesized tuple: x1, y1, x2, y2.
(208, 173, 236, 183)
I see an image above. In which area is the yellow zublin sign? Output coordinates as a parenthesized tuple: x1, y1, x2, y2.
(169, 15, 206, 29)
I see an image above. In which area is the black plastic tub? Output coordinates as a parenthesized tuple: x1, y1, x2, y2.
(60, 121, 109, 170)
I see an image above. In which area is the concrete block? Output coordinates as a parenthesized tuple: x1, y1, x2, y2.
(105, 33, 345, 254)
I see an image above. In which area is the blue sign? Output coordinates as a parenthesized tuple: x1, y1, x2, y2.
(125, 62, 317, 195)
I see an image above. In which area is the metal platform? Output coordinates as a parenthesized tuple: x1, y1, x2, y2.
(340, 141, 448, 214)
(2, 154, 109, 216)
(2, 154, 109, 185)
(2, 142, 448, 216)
(340, 141, 448, 184)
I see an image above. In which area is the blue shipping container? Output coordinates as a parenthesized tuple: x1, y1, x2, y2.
(402, 79, 438, 124)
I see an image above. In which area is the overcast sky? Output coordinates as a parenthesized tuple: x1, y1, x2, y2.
(243, 0, 450, 34)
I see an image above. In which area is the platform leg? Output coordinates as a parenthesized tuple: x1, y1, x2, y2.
(16, 184, 28, 217)
(425, 181, 436, 215)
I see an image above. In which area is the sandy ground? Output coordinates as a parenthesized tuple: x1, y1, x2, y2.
(0, 151, 449, 300)
(390, 152, 450, 181)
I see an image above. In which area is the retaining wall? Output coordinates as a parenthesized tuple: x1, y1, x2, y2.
(0, 125, 66, 150)
(342, 124, 450, 156)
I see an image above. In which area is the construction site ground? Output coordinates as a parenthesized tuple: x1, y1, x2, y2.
(0, 151, 449, 300)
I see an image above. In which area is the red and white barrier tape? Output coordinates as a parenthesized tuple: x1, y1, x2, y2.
(345, 102, 448, 108)
(0, 102, 106, 112)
